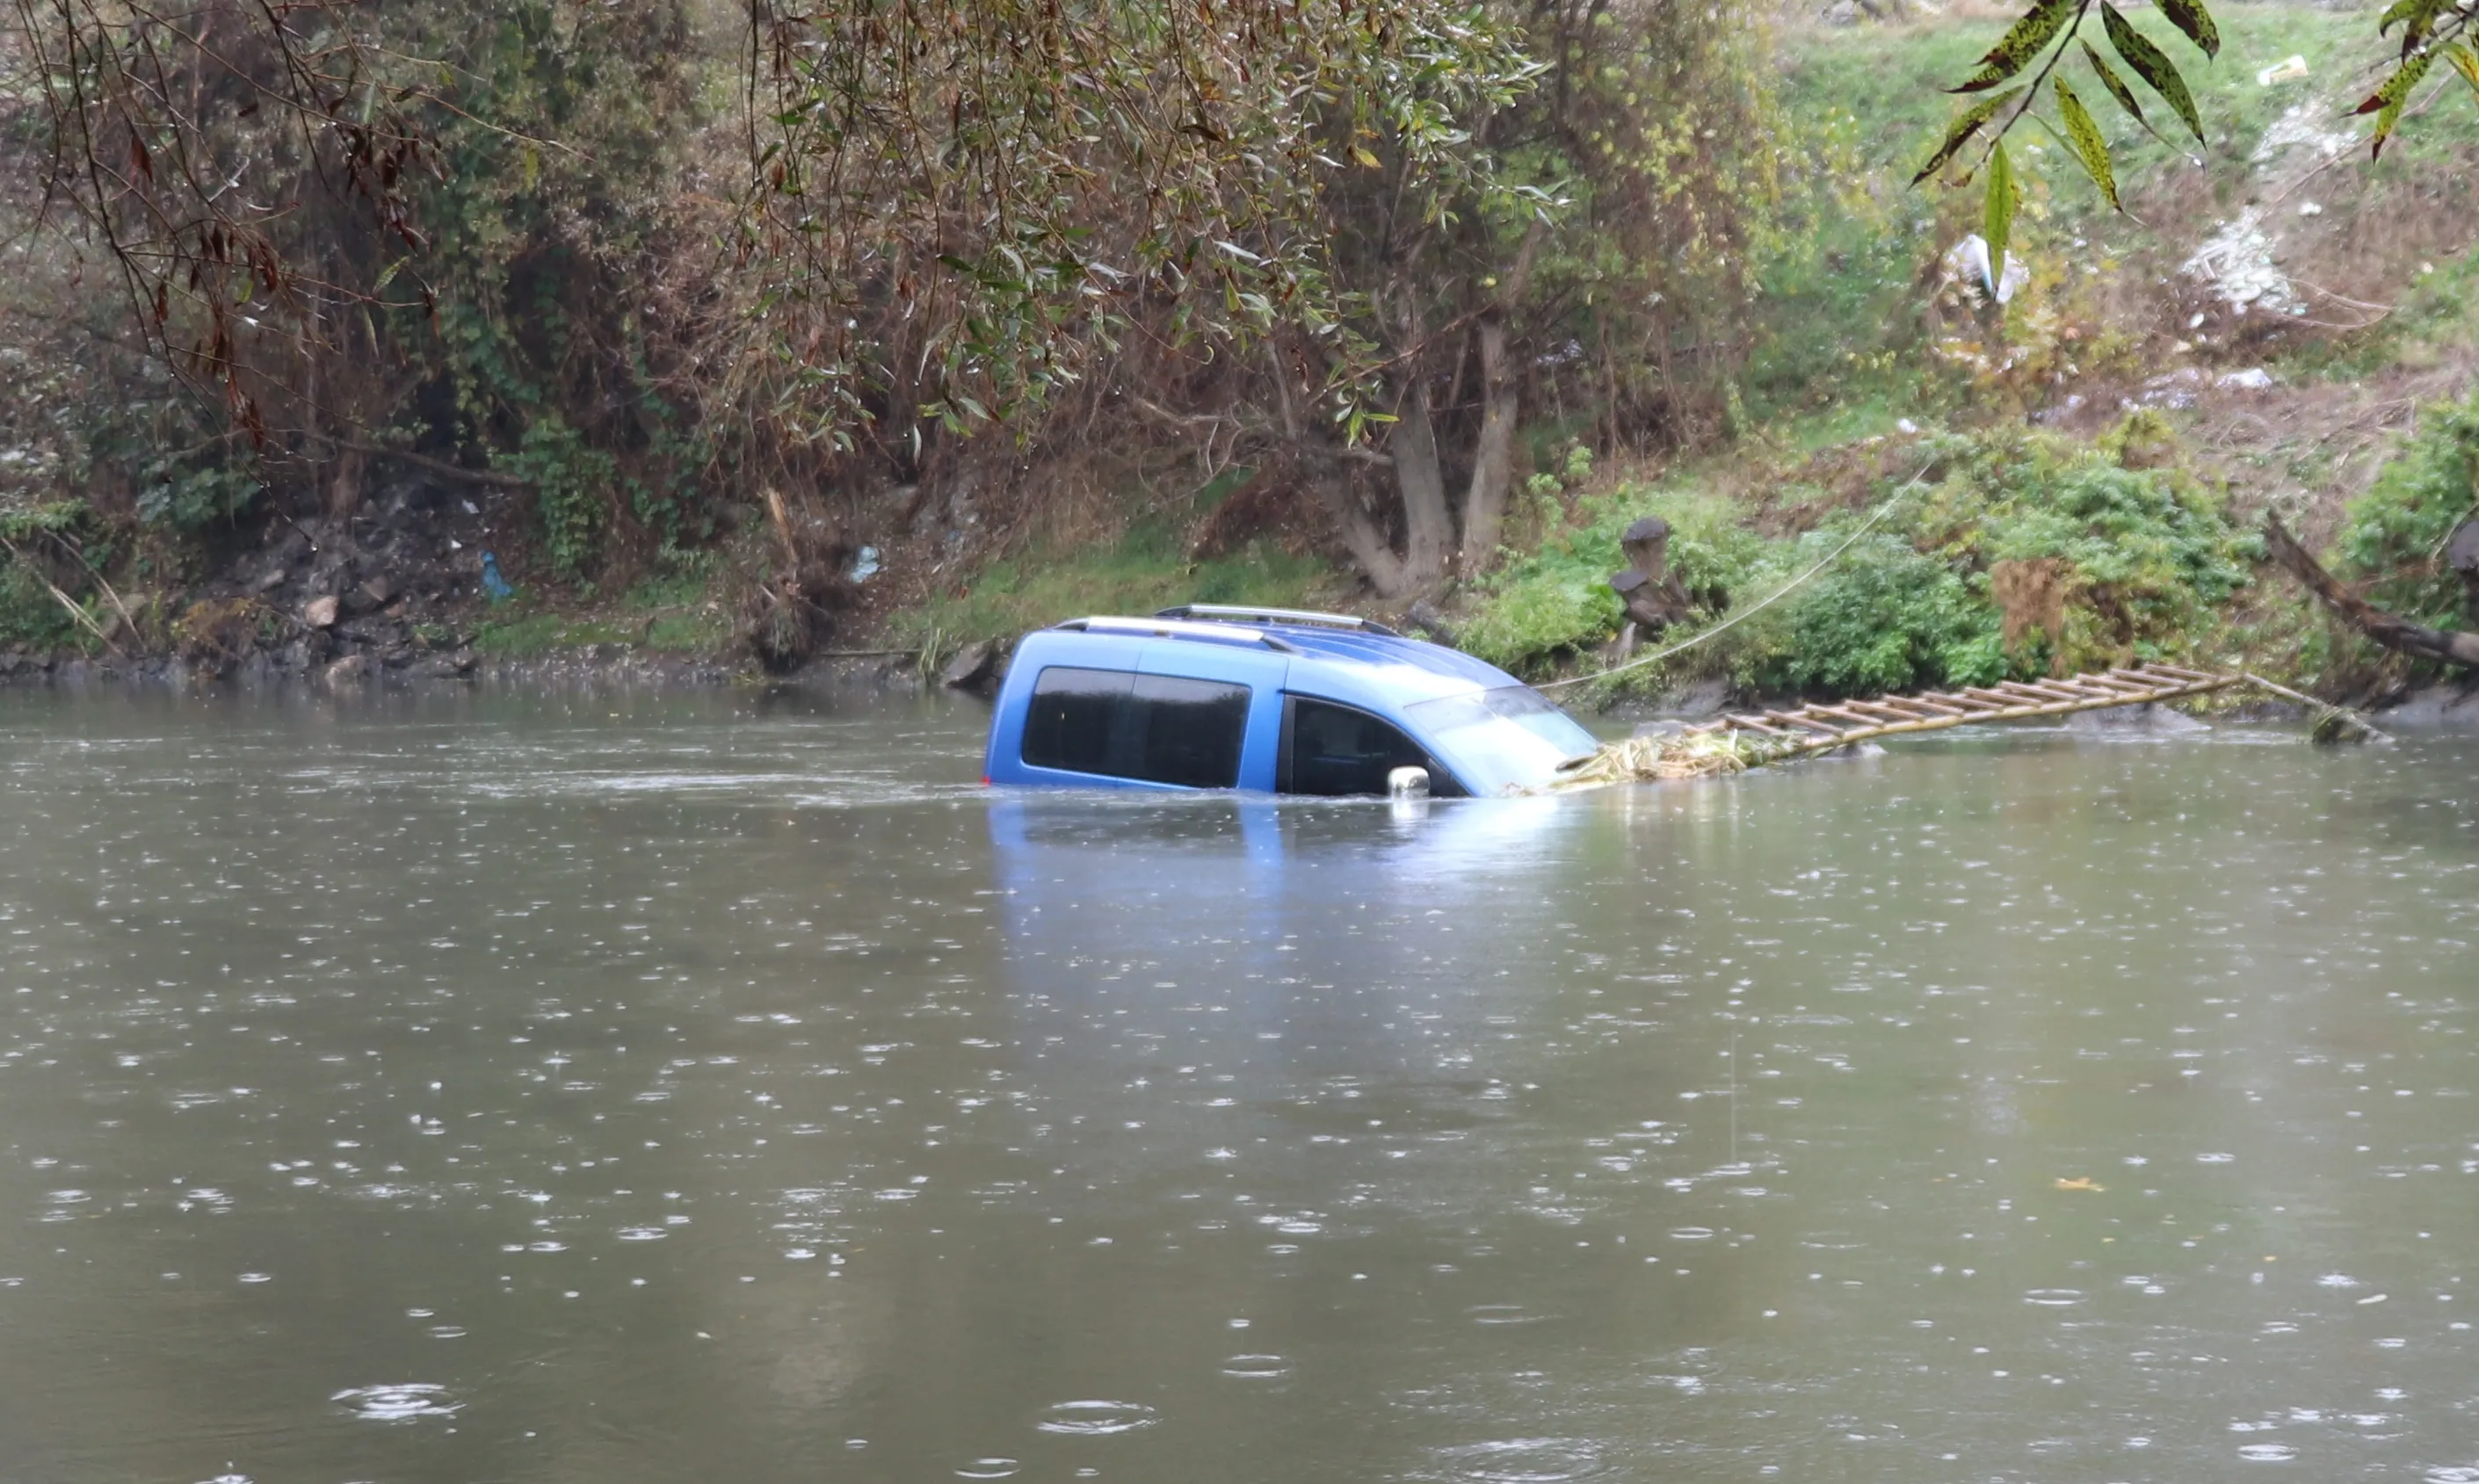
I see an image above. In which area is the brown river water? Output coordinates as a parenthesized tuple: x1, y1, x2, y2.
(0, 687, 2475, 1484)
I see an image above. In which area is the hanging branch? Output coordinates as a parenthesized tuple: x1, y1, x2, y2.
(10, 0, 437, 441)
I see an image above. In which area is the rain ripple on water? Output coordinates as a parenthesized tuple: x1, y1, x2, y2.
(1427, 1437, 1606, 1483)
(332, 1383, 460, 1421)
(1035, 1400, 1159, 1436)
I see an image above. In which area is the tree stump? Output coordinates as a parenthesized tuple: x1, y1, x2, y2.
(2449, 518, 2479, 619)
(1608, 516, 1694, 634)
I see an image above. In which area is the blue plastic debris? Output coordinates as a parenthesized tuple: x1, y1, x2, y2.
(481, 551, 516, 604)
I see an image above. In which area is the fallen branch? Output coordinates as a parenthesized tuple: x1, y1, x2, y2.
(2263, 513, 2479, 670)
(308, 433, 533, 490)
(2240, 670, 2388, 746)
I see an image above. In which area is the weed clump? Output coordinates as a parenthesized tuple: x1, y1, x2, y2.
(2332, 391, 2479, 630)
(1465, 417, 2254, 703)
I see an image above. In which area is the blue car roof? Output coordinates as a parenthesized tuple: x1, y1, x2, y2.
(1254, 624, 1516, 701)
(1041, 611, 1522, 706)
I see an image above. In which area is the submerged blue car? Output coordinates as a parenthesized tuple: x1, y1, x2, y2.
(982, 604, 1601, 797)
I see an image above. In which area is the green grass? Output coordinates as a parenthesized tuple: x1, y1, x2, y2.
(468, 606, 728, 657)
(469, 612, 636, 657)
(1787, 6, 2479, 221)
(895, 520, 1334, 649)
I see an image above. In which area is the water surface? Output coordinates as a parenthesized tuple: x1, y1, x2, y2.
(2, 688, 2475, 1483)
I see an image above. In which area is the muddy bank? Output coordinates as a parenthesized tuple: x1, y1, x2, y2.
(0, 639, 953, 698)
(2381, 677, 2479, 728)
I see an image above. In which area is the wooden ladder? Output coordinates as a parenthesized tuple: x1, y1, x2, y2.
(1684, 662, 2238, 759)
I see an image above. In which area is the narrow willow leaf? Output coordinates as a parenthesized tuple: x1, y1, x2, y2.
(1953, 0, 2080, 92)
(2379, 0, 2445, 52)
(2103, 4, 2206, 145)
(1984, 139, 2020, 300)
(2053, 79, 2120, 209)
(2353, 47, 2436, 159)
(2080, 40, 2149, 125)
(2451, 41, 2479, 99)
(1913, 86, 2026, 184)
(2154, 0, 2221, 58)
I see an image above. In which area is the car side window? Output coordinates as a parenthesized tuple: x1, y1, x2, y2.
(1021, 666, 1250, 787)
(1021, 666, 1129, 777)
(1279, 696, 1458, 797)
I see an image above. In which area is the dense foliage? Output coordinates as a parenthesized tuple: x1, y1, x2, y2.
(2335, 393, 2479, 629)
(1, 0, 1794, 600)
(1463, 420, 2255, 697)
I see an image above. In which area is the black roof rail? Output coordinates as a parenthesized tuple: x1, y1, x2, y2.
(1153, 604, 1400, 637)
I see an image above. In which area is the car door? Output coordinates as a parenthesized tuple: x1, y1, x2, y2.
(1134, 642, 1290, 792)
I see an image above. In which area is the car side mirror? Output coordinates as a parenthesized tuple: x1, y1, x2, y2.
(1387, 766, 1430, 800)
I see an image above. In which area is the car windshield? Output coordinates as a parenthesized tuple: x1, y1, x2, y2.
(1402, 686, 1599, 796)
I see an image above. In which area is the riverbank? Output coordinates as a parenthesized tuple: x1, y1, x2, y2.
(5, 2, 2472, 713)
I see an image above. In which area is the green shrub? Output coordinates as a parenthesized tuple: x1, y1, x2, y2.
(0, 503, 97, 651)
(134, 456, 259, 531)
(1461, 488, 1765, 672)
(0, 557, 78, 650)
(1458, 566, 1620, 672)
(1980, 458, 2252, 665)
(1731, 530, 2005, 695)
(1470, 420, 2254, 698)
(2334, 393, 2479, 628)
(508, 416, 615, 583)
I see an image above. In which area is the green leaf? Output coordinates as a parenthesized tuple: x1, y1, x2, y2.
(2452, 42, 2479, 99)
(1952, 0, 2081, 92)
(2153, 0, 2221, 57)
(2102, 4, 2206, 146)
(1912, 87, 2026, 185)
(2079, 40, 2149, 127)
(2052, 79, 2120, 209)
(1984, 139, 2020, 300)
(2352, 47, 2436, 159)
(2379, 0, 2446, 54)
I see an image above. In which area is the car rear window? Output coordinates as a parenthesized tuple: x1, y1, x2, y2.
(1021, 667, 1250, 788)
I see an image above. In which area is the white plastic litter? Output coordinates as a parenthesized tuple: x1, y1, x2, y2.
(1945, 233, 2028, 304)
(2182, 210, 2306, 317)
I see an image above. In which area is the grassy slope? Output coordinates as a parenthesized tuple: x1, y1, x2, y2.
(886, 494, 1342, 655)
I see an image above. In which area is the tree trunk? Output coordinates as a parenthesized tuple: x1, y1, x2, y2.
(1390, 378, 1455, 594)
(1457, 313, 1519, 576)
(1453, 220, 1542, 578)
(2265, 513, 2479, 670)
(1310, 469, 1412, 598)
